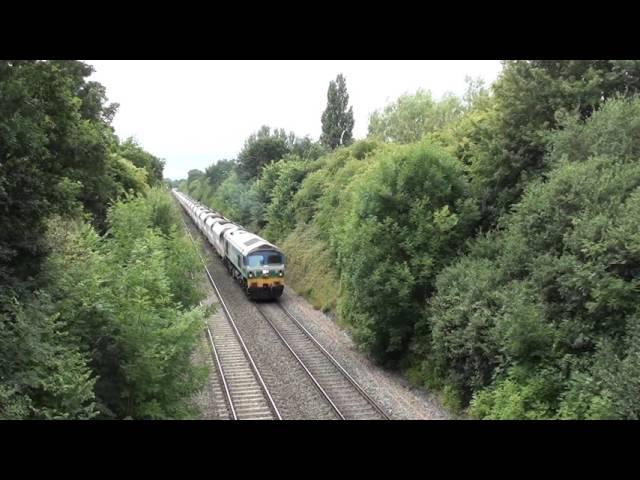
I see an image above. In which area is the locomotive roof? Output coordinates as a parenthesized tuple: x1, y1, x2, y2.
(225, 228, 282, 257)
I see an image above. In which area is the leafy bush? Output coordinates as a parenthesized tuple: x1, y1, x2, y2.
(41, 189, 207, 419)
(469, 367, 562, 420)
(334, 142, 478, 363)
(0, 289, 98, 419)
(419, 97, 640, 418)
(259, 155, 319, 242)
(368, 90, 466, 143)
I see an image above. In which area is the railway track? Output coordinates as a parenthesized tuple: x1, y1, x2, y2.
(179, 203, 389, 420)
(256, 302, 389, 420)
(181, 216, 281, 420)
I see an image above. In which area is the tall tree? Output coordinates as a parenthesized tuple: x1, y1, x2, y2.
(236, 126, 290, 181)
(205, 159, 235, 190)
(0, 60, 120, 285)
(368, 89, 465, 144)
(119, 137, 165, 186)
(289, 135, 328, 161)
(467, 60, 640, 225)
(187, 169, 205, 183)
(321, 74, 355, 149)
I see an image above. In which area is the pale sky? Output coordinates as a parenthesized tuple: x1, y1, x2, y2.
(85, 60, 503, 180)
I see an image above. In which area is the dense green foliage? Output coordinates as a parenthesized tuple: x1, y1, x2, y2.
(226, 126, 328, 185)
(321, 74, 355, 149)
(459, 99, 640, 419)
(461, 60, 640, 226)
(0, 61, 206, 419)
(1, 60, 118, 285)
(368, 90, 465, 143)
(1, 191, 206, 419)
(183, 60, 640, 419)
(236, 126, 291, 181)
(118, 137, 165, 187)
(44, 191, 206, 418)
(334, 143, 478, 362)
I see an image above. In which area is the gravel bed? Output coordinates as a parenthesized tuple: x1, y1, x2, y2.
(181, 211, 337, 420)
(190, 330, 222, 419)
(189, 271, 230, 419)
(279, 289, 452, 419)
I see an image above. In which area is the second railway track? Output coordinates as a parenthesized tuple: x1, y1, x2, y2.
(256, 302, 389, 420)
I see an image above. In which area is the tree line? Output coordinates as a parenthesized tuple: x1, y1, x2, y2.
(0, 60, 206, 419)
(182, 62, 640, 419)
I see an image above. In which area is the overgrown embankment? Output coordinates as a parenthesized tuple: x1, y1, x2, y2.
(180, 61, 640, 419)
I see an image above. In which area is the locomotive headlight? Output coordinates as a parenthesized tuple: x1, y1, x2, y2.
(248, 272, 253, 278)
(279, 271, 284, 277)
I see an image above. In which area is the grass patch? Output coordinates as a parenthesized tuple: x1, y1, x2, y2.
(281, 223, 339, 314)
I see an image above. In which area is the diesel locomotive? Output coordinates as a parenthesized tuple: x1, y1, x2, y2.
(173, 189, 285, 299)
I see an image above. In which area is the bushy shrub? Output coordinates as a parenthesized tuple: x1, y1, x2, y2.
(258, 155, 318, 242)
(419, 97, 640, 418)
(43, 189, 207, 419)
(0, 289, 98, 419)
(469, 367, 563, 420)
(334, 141, 478, 363)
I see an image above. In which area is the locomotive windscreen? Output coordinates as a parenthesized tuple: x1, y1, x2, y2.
(246, 251, 283, 267)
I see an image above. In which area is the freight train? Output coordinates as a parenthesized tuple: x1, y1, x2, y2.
(173, 189, 285, 300)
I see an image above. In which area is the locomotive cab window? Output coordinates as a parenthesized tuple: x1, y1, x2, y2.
(246, 252, 283, 267)
(267, 254, 283, 264)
